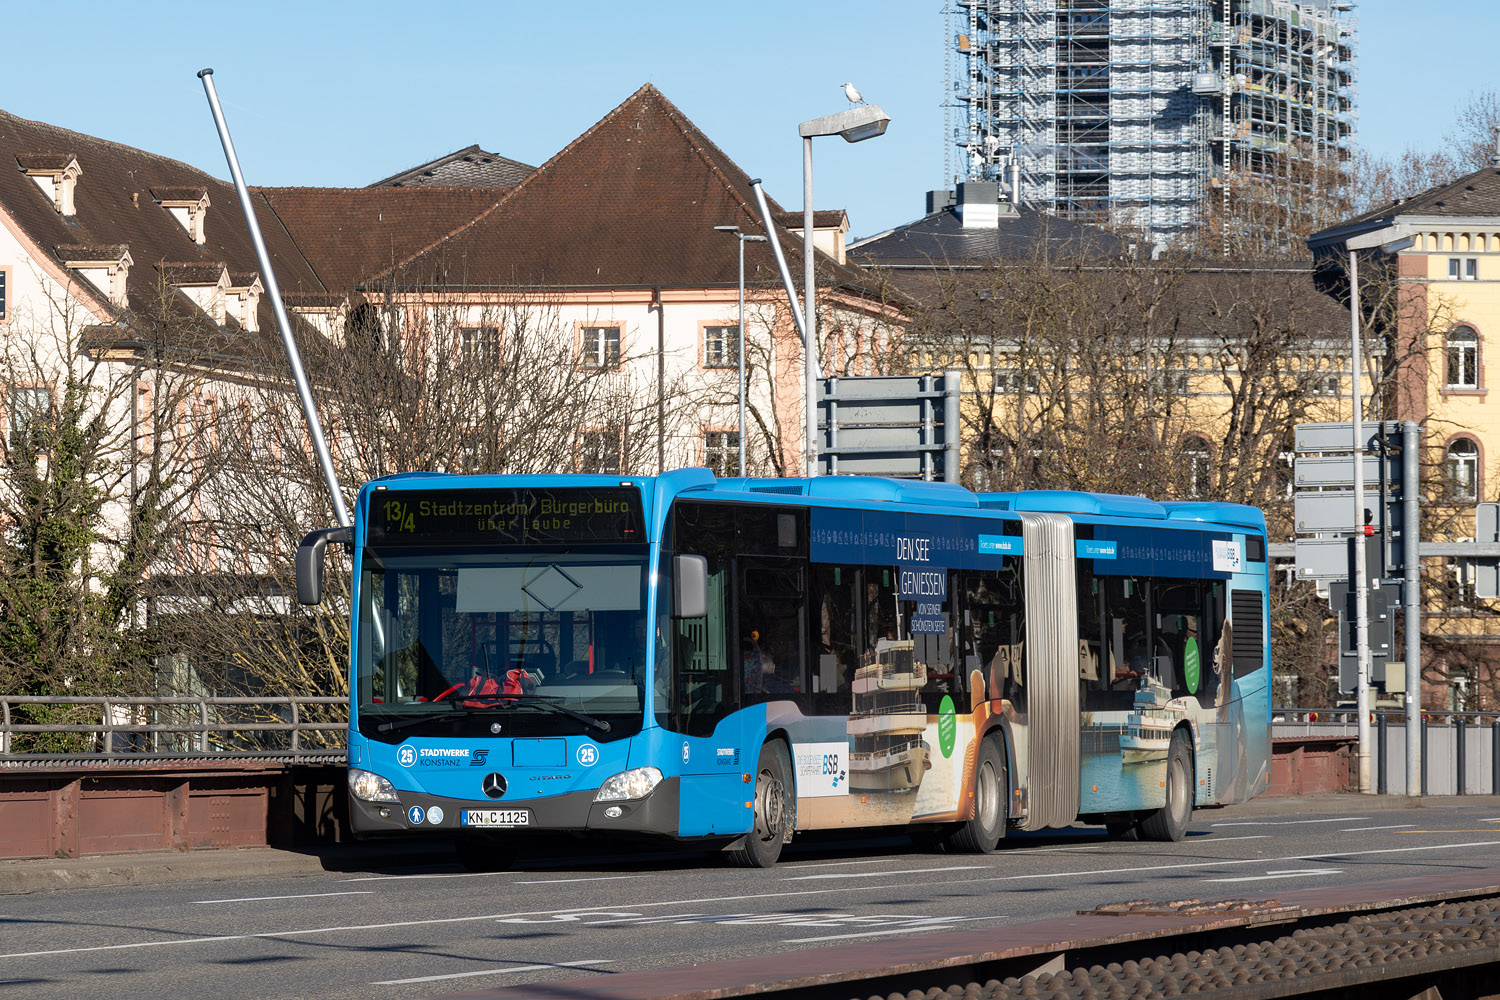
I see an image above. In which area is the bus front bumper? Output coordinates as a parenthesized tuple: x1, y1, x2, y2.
(349, 776, 682, 838)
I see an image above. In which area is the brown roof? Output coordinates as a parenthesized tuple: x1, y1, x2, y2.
(55, 243, 130, 262)
(370, 144, 535, 188)
(159, 262, 227, 285)
(1318, 165, 1500, 238)
(256, 186, 506, 291)
(16, 152, 76, 172)
(383, 84, 874, 294)
(149, 185, 208, 203)
(0, 107, 326, 352)
(775, 210, 848, 231)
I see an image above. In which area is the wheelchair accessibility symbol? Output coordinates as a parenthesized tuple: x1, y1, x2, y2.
(577, 743, 598, 767)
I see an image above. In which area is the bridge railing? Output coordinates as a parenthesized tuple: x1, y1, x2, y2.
(1274, 707, 1500, 796)
(0, 695, 347, 765)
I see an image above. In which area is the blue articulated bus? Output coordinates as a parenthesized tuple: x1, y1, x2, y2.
(297, 469, 1271, 868)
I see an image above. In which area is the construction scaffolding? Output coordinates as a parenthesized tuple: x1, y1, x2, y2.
(947, 0, 1356, 246)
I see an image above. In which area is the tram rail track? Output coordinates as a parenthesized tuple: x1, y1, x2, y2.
(459, 871, 1500, 1000)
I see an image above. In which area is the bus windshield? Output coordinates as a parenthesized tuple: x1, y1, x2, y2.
(356, 545, 650, 742)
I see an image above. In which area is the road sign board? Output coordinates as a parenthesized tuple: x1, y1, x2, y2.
(1293, 454, 1399, 489)
(1294, 421, 1402, 454)
(1474, 502, 1499, 599)
(1295, 492, 1386, 533)
(1295, 536, 1353, 579)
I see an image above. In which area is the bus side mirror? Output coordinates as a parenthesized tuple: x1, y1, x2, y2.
(296, 526, 352, 605)
(672, 554, 708, 619)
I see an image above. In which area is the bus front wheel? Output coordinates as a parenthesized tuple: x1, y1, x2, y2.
(947, 737, 1007, 853)
(728, 741, 792, 868)
(1140, 732, 1193, 842)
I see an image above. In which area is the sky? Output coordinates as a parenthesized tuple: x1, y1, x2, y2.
(1, 2, 1496, 242)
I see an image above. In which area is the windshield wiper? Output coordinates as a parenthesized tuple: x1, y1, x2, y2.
(501, 694, 613, 733)
(374, 707, 475, 735)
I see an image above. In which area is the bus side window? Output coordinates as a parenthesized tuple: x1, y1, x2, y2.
(739, 560, 807, 705)
(810, 564, 860, 716)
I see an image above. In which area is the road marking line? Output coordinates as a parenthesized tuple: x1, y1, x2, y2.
(787, 865, 987, 881)
(7, 840, 1498, 961)
(786, 920, 998, 944)
(1206, 868, 1342, 883)
(372, 958, 611, 986)
(1211, 817, 1368, 827)
(193, 891, 375, 904)
(1340, 824, 1415, 832)
(512, 875, 649, 885)
(784, 858, 893, 869)
(1198, 835, 1271, 843)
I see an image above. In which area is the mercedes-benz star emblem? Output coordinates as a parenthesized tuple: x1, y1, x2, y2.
(482, 773, 507, 799)
(489, 722, 503, 734)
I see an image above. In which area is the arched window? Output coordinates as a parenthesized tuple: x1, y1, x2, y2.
(1446, 438, 1479, 500)
(1446, 326, 1479, 388)
(1182, 435, 1212, 499)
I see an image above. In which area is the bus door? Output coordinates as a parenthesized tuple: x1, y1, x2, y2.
(1015, 511, 1080, 830)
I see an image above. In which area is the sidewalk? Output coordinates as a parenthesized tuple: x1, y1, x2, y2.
(3, 794, 1498, 895)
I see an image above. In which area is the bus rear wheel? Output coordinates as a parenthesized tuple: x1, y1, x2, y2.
(1140, 732, 1193, 842)
(947, 737, 1007, 854)
(727, 741, 792, 868)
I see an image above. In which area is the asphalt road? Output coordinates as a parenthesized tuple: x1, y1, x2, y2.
(3, 797, 1499, 1000)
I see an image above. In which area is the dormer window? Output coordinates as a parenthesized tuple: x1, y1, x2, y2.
(160, 262, 230, 324)
(226, 272, 264, 332)
(150, 186, 211, 245)
(56, 244, 132, 309)
(17, 154, 82, 217)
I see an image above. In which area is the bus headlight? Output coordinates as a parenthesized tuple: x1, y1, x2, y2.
(349, 768, 401, 803)
(594, 766, 663, 802)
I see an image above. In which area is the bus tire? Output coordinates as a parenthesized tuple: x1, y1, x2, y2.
(1140, 732, 1193, 842)
(454, 833, 517, 872)
(947, 737, 1007, 854)
(727, 741, 792, 868)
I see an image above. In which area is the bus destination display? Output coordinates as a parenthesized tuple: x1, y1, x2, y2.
(367, 488, 643, 545)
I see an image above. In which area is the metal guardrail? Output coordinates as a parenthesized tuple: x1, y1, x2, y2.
(0, 695, 346, 763)
(1274, 707, 1500, 797)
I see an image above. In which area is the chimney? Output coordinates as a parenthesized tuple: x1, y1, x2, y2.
(957, 181, 1001, 228)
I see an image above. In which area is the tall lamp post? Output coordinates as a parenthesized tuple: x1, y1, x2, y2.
(796, 102, 890, 478)
(713, 226, 768, 477)
(1342, 224, 1415, 794)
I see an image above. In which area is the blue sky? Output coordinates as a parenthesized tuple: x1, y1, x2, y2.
(1, 2, 1493, 240)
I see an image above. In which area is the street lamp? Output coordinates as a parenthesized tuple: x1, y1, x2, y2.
(796, 103, 891, 478)
(714, 225, 768, 477)
(1342, 223, 1416, 795)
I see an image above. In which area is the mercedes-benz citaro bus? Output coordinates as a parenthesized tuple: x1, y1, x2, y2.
(296, 469, 1271, 869)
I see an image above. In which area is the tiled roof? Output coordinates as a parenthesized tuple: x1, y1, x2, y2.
(16, 152, 76, 171)
(849, 203, 1123, 267)
(149, 185, 208, 203)
(159, 262, 227, 285)
(1317, 165, 1500, 238)
(0, 107, 326, 355)
(383, 85, 873, 294)
(370, 144, 535, 188)
(774, 210, 848, 231)
(55, 243, 130, 262)
(256, 186, 508, 291)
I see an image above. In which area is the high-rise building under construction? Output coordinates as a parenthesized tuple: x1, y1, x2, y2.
(948, 0, 1356, 246)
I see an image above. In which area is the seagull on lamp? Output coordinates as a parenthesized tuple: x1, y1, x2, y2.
(841, 82, 866, 106)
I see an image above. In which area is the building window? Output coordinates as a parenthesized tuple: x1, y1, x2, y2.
(1448, 257, 1478, 280)
(1183, 436, 1212, 499)
(1446, 438, 1479, 501)
(580, 325, 621, 369)
(0, 267, 9, 322)
(703, 325, 739, 369)
(577, 428, 622, 474)
(703, 429, 739, 477)
(460, 326, 500, 366)
(7, 386, 52, 450)
(1446, 326, 1479, 388)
